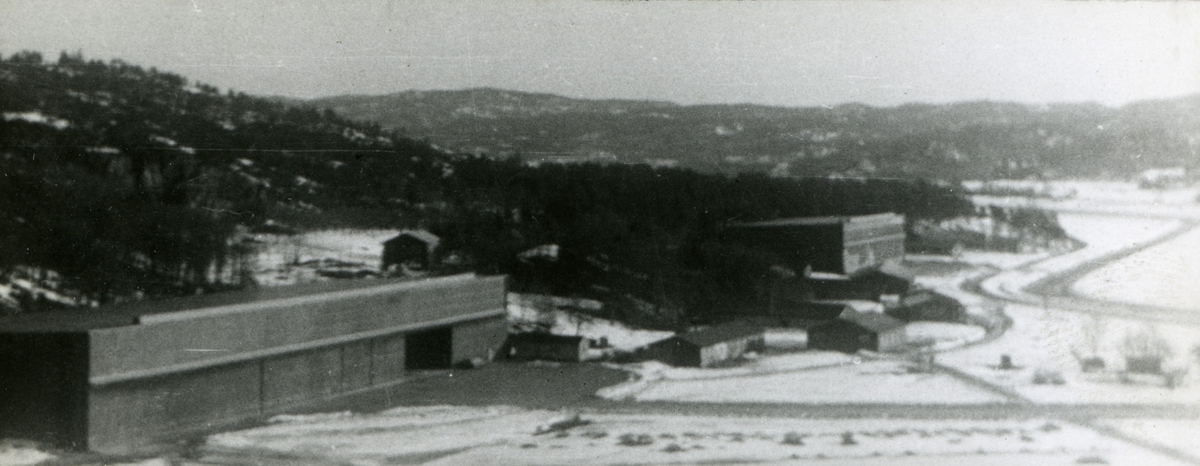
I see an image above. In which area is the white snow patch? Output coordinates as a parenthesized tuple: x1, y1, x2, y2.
(0, 441, 54, 466)
(85, 146, 121, 155)
(906, 322, 986, 350)
(3, 111, 70, 130)
(629, 358, 1007, 404)
(149, 135, 177, 146)
(507, 293, 673, 353)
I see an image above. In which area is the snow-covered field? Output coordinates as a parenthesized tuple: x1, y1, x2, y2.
(907, 322, 987, 350)
(603, 354, 1007, 404)
(1100, 419, 1200, 460)
(937, 303, 1200, 404)
(979, 214, 1180, 304)
(197, 406, 1191, 466)
(1072, 224, 1200, 310)
(970, 180, 1200, 219)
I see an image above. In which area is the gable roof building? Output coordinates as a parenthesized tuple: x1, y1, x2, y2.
(644, 321, 765, 367)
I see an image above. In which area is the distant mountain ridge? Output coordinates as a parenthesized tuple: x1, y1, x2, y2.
(311, 88, 1200, 179)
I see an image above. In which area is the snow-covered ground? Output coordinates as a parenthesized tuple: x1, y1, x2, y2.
(916, 204, 1200, 405)
(603, 355, 1007, 404)
(1072, 224, 1200, 310)
(0, 440, 54, 466)
(966, 179, 1200, 206)
(906, 322, 987, 351)
(199, 406, 1191, 466)
(248, 229, 399, 286)
(979, 214, 1180, 304)
(937, 303, 1200, 404)
(972, 181, 1200, 220)
(507, 293, 674, 354)
(1100, 419, 1200, 460)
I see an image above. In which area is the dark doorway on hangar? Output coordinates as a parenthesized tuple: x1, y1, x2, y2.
(405, 326, 453, 370)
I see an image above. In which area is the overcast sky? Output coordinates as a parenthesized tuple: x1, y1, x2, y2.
(2, 0, 1198, 108)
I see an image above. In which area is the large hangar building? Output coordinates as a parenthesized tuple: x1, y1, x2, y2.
(0, 274, 508, 454)
(722, 212, 906, 276)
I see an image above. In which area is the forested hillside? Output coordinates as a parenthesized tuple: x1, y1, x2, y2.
(3, 52, 991, 322)
(313, 88, 1200, 179)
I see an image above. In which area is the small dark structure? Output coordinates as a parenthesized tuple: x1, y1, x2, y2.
(722, 213, 906, 276)
(644, 321, 765, 367)
(506, 333, 589, 362)
(885, 288, 964, 322)
(0, 274, 507, 454)
(1126, 356, 1163, 374)
(808, 311, 906, 353)
(768, 300, 855, 328)
(805, 262, 915, 301)
(381, 229, 441, 272)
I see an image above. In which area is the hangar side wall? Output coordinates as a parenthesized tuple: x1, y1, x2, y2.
(88, 275, 506, 383)
(87, 336, 409, 453)
(87, 313, 508, 454)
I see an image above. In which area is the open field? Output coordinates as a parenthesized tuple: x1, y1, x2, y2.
(1072, 225, 1200, 311)
(198, 406, 1192, 466)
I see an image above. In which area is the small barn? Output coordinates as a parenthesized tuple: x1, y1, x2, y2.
(644, 321, 765, 367)
(770, 300, 855, 328)
(808, 311, 906, 353)
(885, 289, 964, 322)
(505, 333, 589, 362)
(805, 262, 914, 301)
(381, 229, 440, 272)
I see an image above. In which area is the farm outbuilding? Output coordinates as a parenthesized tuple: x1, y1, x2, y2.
(768, 300, 855, 328)
(381, 229, 441, 272)
(0, 274, 507, 454)
(807, 311, 906, 353)
(804, 262, 914, 301)
(644, 321, 765, 367)
(722, 213, 906, 276)
(505, 333, 590, 362)
(885, 289, 964, 323)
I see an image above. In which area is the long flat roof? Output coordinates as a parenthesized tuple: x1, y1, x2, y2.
(729, 212, 903, 229)
(668, 320, 764, 347)
(0, 274, 492, 333)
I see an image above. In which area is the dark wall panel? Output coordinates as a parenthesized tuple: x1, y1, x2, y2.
(262, 347, 342, 410)
(342, 340, 372, 391)
(371, 333, 406, 385)
(0, 333, 89, 448)
(88, 361, 259, 454)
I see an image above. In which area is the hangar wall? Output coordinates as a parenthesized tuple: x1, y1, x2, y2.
(1, 274, 508, 454)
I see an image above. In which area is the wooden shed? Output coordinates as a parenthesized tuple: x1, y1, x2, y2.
(644, 321, 765, 367)
(505, 333, 589, 362)
(808, 311, 906, 353)
(381, 229, 440, 272)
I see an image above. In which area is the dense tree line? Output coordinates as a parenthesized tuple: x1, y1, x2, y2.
(1, 51, 980, 321)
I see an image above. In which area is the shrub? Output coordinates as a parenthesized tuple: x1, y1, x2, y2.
(781, 432, 805, 446)
(1033, 368, 1065, 385)
(618, 433, 654, 446)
